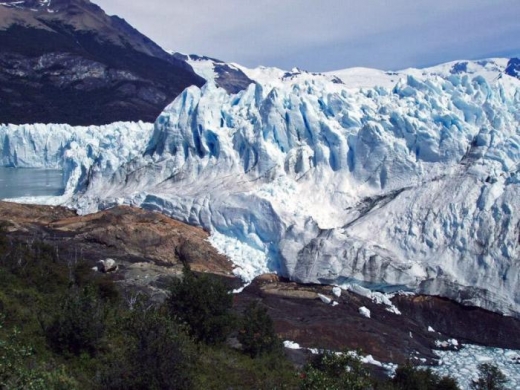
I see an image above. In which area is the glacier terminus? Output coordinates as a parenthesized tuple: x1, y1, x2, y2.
(2, 58, 520, 317)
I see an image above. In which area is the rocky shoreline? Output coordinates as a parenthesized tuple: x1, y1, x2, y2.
(2, 200, 520, 369)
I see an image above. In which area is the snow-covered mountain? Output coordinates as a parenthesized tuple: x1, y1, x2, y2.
(2, 57, 520, 317)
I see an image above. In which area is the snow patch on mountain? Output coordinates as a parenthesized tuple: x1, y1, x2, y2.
(326, 67, 398, 89)
(172, 52, 253, 94)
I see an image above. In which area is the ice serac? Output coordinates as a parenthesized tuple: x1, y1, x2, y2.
(27, 58, 520, 317)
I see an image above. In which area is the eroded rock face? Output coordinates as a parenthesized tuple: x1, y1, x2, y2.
(393, 295, 520, 351)
(0, 52, 140, 89)
(0, 201, 233, 275)
(505, 58, 520, 78)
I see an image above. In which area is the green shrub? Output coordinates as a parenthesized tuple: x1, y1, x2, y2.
(98, 300, 196, 390)
(45, 285, 108, 357)
(0, 239, 69, 296)
(392, 363, 459, 390)
(299, 351, 372, 390)
(0, 222, 9, 257)
(0, 318, 78, 390)
(238, 301, 282, 358)
(470, 363, 507, 390)
(193, 344, 299, 390)
(165, 267, 234, 344)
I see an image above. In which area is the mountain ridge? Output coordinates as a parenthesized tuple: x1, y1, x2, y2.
(0, 0, 205, 125)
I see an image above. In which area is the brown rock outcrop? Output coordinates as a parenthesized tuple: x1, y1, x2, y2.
(0, 201, 233, 275)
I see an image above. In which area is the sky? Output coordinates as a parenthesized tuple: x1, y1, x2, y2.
(94, 0, 520, 72)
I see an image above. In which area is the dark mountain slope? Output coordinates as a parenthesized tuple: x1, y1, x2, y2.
(0, 0, 205, 125)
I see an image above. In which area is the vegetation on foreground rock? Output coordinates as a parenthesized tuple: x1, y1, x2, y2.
(470, 363, 508, 390)
(165, 267, 234, 345)
(0, 223, 462, 389)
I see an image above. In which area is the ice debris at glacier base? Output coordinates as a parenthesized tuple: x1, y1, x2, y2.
(435, 338, 459, 348)
(332, 286, 342, 297)
(359, 306, 371, 318)
(317, 293, 332, 304)
(429, 344, 520, 390)
(283, 340, 301, 350)
(207, 230, 270, 282)
(342, 283, 402, 315)
(285, 339, 520, 388)
(2, 58, 520, 317)
(283, 340, 397, 374)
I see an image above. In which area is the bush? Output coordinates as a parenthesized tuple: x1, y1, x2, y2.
(98, 300, 196, 390)
(238, 302, 282, 358)
(0, 318, 78, 390)
(470, 363, 507, 390)
(0, 222, 9, 257)
(0, 238, 71, 302)
(192, 344, 299, 390)
(165, 267, 234, 344)
(299, 351, 372, 390)
(392, 363, 459, 390)
(45, 285, 108, 357)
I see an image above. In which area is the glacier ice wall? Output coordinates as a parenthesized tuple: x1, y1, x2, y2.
(0, 122, 153, 202)
(3, 58, 520, 317)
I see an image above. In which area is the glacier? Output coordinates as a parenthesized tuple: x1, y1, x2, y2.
(2, 58, 520, 317)
(0, 122, 154, 204)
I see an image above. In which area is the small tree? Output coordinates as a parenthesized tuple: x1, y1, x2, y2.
(470, 363, 507, 390)
(238, 302, 282, 358)
(0, 222, 9, 258)
(299, 351, 372, 390)
(165, 267, 233, 344)
(46, 285, 108, 357)
(99, 300, 196, 390)
(393, 363, 459, 390)
(437, 376, 460, 390)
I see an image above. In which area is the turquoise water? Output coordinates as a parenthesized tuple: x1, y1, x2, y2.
(0, 167, 65, 199)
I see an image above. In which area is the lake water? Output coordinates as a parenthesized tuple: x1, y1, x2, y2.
(0, 167, 65, 199)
